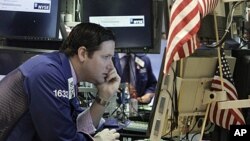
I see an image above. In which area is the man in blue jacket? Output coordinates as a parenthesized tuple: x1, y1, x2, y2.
(113, 53, 157, 104)
(0, 23, 121, 141)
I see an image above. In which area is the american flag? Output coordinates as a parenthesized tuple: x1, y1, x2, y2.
(209, 48, 245, 129)
(164, 0, 218, 74)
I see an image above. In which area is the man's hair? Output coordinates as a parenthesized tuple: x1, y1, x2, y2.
(60, 22, 115, 57)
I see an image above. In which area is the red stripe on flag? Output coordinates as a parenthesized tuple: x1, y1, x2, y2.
(225, 110, 230, 129)
(219, 109, 224, 126)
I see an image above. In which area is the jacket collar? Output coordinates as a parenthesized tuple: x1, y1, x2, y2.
(59, 52, 73, 80)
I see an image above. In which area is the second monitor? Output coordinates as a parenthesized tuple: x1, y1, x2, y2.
(148, 51, 236, 139)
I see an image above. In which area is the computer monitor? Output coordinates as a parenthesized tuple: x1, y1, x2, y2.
(232, 49, 250, 122)
(147, 49, 236, 140)
(81, 0, 164, 53)
(0, 0, 61, 49)
(0, 47, 53, 75)
(0, 0, 60, 40)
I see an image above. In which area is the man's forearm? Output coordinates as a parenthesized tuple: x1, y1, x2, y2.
(89, 100, 106, 127)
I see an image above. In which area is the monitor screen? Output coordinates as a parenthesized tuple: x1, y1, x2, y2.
(0, 0, 60, 41)
(0, 47, 53, 75)
(232, 49, 250, 121)
(81, 0, 154, 52)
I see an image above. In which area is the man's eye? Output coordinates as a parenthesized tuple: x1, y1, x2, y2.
(103, 56, 109, 59)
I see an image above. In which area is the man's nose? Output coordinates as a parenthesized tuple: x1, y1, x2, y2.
(107, 60, 114, 70)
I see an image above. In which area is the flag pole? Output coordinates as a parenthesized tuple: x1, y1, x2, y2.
(199, 10, 224, 141)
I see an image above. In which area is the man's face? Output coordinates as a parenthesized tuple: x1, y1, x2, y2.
(83, 40, 115, 84)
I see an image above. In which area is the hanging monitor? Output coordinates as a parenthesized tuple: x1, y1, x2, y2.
(81, 0, 164, 53)
(0, 0, 61, 43)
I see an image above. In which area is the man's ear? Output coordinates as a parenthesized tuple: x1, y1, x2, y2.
(78, 46, 87, 62)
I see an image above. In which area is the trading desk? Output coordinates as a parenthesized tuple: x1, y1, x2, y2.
(105, 105, 196, 141)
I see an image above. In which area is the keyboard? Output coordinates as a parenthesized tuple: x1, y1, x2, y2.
(123, 120, 148, 132)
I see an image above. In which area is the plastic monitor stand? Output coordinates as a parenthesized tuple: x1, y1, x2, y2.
(59, 19, 68, 40)
(179, 56, 250, 109)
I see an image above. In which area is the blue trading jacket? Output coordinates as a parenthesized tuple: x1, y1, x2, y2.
(113, 53, 157, 98)
(6, 52, 91, 141)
